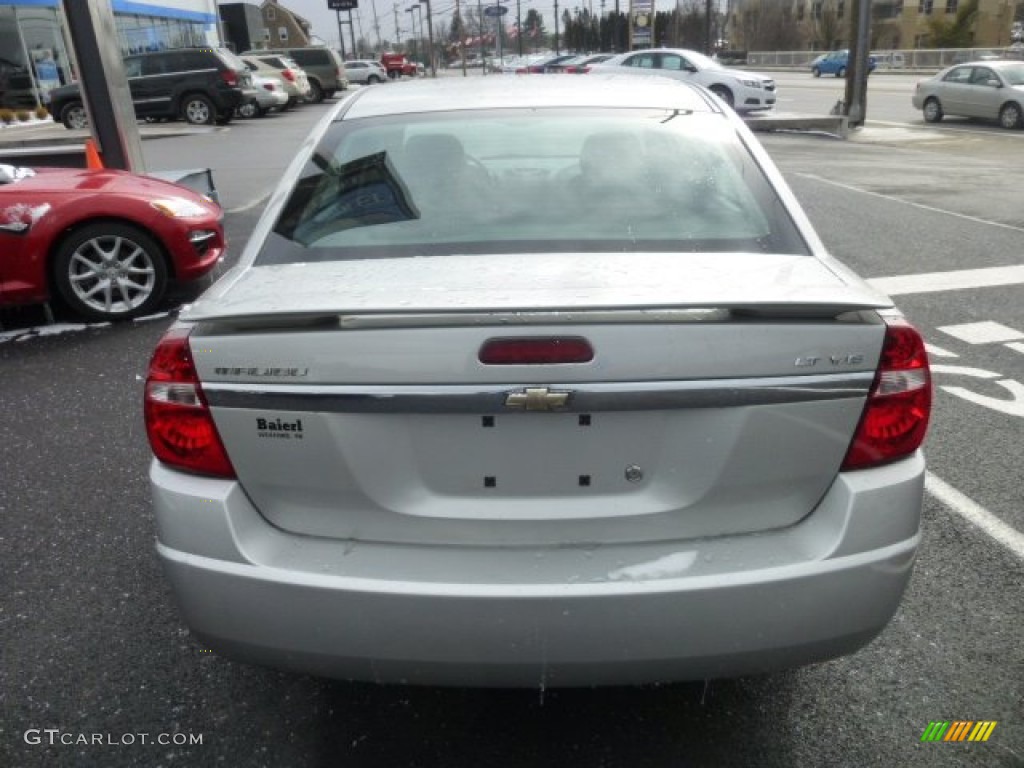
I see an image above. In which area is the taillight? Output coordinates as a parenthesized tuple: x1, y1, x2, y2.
(220, 69, 238, 87)
(841, 316, 931, 471)
(281, 69, 297, 82)
(479, 337, 594, 365)
(144, 327, 235, 478)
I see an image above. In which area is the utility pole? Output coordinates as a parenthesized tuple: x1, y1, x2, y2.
(516, 0, 522, 56)
(843, 0, 872, 127)
(704, 0, 712, 53)
(355, 10, 366, 54)
(496, 1, 503, 63)
(587, 0, 593, 51)
(348, 9, 357, 58)
(371, 0, 382, 52)
(554, 0, 560, 54)
(337, 10, 347, 58)
(421, 0, 436, 76)
(613, 0, 619, 52)
(456, 0, 467, 75)
(478, 0, 485, 73)
(394, 4, 402, 45)
(406, 7, 418, 60)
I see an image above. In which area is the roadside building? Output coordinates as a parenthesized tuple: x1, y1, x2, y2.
(0, 0, 220, 110)
(219, 0, 312, 52)
(219, 1, 265, 52)
(727, 0, 1024, 52)
(253, 0, 312, 48)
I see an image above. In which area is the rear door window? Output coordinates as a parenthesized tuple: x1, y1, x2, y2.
(289, 49, 326, 67)
(178, 51, 212, 72)
(141, 54, 172, 76)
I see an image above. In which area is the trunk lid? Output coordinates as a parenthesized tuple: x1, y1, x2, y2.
(187, 253, 890, 546)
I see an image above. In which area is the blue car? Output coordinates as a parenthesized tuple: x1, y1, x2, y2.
(811, 50, 877, 78)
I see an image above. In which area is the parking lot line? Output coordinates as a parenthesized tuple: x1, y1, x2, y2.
(800, 173, 1024, 234)
(226, 194, 271, 215)
(868, 265, 1024, 296)
(937, 321, 1024, 345)
(925, 472, 1024, 560)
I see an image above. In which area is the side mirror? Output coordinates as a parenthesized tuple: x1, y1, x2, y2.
(987, 79, 1002, 87)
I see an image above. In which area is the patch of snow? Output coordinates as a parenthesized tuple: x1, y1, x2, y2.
(607, 551, 698, 581)
(1, 322, 109, 344)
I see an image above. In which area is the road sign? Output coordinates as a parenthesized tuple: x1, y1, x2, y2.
(483, 5, 508, 16)
(328, 0, 358, 10)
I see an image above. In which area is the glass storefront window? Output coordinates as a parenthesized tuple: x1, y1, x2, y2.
(117, 14, 206, 56)
(1, 5, 213, 109)
(15, 6, 72, 106)
(0, 7, 38, 109)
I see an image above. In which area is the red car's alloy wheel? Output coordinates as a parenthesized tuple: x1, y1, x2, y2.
(54, 222, 168, 321)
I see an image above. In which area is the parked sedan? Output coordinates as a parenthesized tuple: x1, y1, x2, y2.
(588, 48, 775, 111)
(562, 53, 615, 73)
(237, 73, 289, 118)
(241, 55, 311, 108)
(0, 164, 223, 321)
(145, 76, 930, 688)
(913, 61, 1024, 128)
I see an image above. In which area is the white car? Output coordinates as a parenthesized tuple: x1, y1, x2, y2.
(344, 59, 388, 85)
(237, 73, 289, 118)
(145, 76, 930, 687)
(242, 54, 312, 106)
(589, 47, 776, 112)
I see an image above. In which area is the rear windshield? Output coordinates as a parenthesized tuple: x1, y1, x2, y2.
(217, 49, 248, 72)
(260, 108, 809, 264)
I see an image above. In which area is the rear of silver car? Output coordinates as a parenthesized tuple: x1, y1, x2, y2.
(146, 80, 930, 687)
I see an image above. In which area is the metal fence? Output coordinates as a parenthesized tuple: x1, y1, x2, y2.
(746, 45, 1024, 70)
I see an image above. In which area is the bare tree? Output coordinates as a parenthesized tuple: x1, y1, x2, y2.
(757, 2, 804, 49)
(809, 0, 843, 49)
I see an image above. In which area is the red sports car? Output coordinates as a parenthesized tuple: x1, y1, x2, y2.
(0, 164, 224, 321)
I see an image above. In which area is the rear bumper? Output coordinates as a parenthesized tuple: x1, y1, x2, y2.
(152, 454, 924, 687)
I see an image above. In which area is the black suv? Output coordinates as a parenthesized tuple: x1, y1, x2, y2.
(50, 47, 252, 130)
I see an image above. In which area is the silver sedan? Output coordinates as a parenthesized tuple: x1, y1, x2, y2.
(912, 60, 1024, 128)
(145, 76, 931, 688)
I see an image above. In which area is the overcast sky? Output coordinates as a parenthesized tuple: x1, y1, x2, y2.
(279, 0, 673, 51)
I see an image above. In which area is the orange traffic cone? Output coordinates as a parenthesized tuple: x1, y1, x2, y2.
(84, 138, 104, 170)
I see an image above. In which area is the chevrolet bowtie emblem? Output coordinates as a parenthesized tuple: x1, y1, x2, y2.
(505, 387, 570, 411)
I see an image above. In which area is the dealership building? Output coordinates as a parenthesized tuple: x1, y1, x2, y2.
(0, 0, 221, 109)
